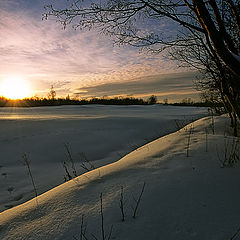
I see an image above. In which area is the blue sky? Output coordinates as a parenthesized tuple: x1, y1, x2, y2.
(0, 0, 200, 101)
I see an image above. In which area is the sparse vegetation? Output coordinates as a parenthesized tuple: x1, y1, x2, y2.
(73, 184, 146, 240)
(79, 153, 95, 172)
(64, 143, 78, 177)
(205, 128, 209, 152)
(228, 226, 240, 240)
(132, 182, 146, 219)
(63, 147, 97, 181)
(186, 125, 193, 158)
(73, 215, 88, 240)
(99, 193, 113, 240)
(63, 161, 73, 182)
(23, 153, 38, 200)
(119, 186, 125, 222)
(208, 109, 215, 135)
(217, 137, 240, 168)
(73, 193, 114, 240)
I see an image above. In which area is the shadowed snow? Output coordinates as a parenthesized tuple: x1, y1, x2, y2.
(1, 112, 240, 240)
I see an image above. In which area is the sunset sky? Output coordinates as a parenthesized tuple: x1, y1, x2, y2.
(0, 0, 200, 102)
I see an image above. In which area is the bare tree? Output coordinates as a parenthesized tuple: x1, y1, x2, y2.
(179, 2, 238, 128)
(48, 85, 56, 100)
(168, 26, 240, 134)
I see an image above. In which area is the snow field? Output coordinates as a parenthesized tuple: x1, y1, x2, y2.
(0, 105, 207, 212)
(0, 113, 240, 240)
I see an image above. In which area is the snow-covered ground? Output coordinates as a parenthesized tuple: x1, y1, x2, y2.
(1, 110, 240, 240)
(0, 105, 207, 213)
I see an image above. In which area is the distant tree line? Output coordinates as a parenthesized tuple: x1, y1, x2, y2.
(170, 99, 224, 111)
(0, 94, 224, 109)
(0, 95, 158, 107)
(158, 97, 224, 111)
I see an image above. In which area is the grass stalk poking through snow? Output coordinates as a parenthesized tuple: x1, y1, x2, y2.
(23, 153, 38, 200)
(132, 182, 146, 219)
(80, 215, 86, 240)
(79, 152, 95, 172)
(208, 109, 215, 134)
(63, 161, 73, 182)
(217, 137, 240, 167)
(186, 125, 193, 157)
(228, 225, 240, 240)
(91, 193, 113, 240)
(119, 186, 125, 222)
(74, 195, 114, 240)
(73, 215, 88, 240)
(74, 184, 147, 240)
(64, 143, 77, 177)
(100, 193, 105, 240)
(205, 128, 209, 152)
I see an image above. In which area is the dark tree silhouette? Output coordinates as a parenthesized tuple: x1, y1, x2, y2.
(48, 85, 56, 100)
(168, 25, 240, 134)
(148, 95, 157, 105)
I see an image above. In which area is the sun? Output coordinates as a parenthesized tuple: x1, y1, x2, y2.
(0, 76, 31, 100)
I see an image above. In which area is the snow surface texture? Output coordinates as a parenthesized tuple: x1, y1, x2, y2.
(1, 112, 240, 239)
(0, 105, 207, 212)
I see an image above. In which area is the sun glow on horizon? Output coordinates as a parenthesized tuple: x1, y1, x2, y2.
(0, 76, 31, 100)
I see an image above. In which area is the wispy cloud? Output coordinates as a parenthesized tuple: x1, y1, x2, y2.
(75, 72, 200, 102)
(0, 1, 197, 99)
